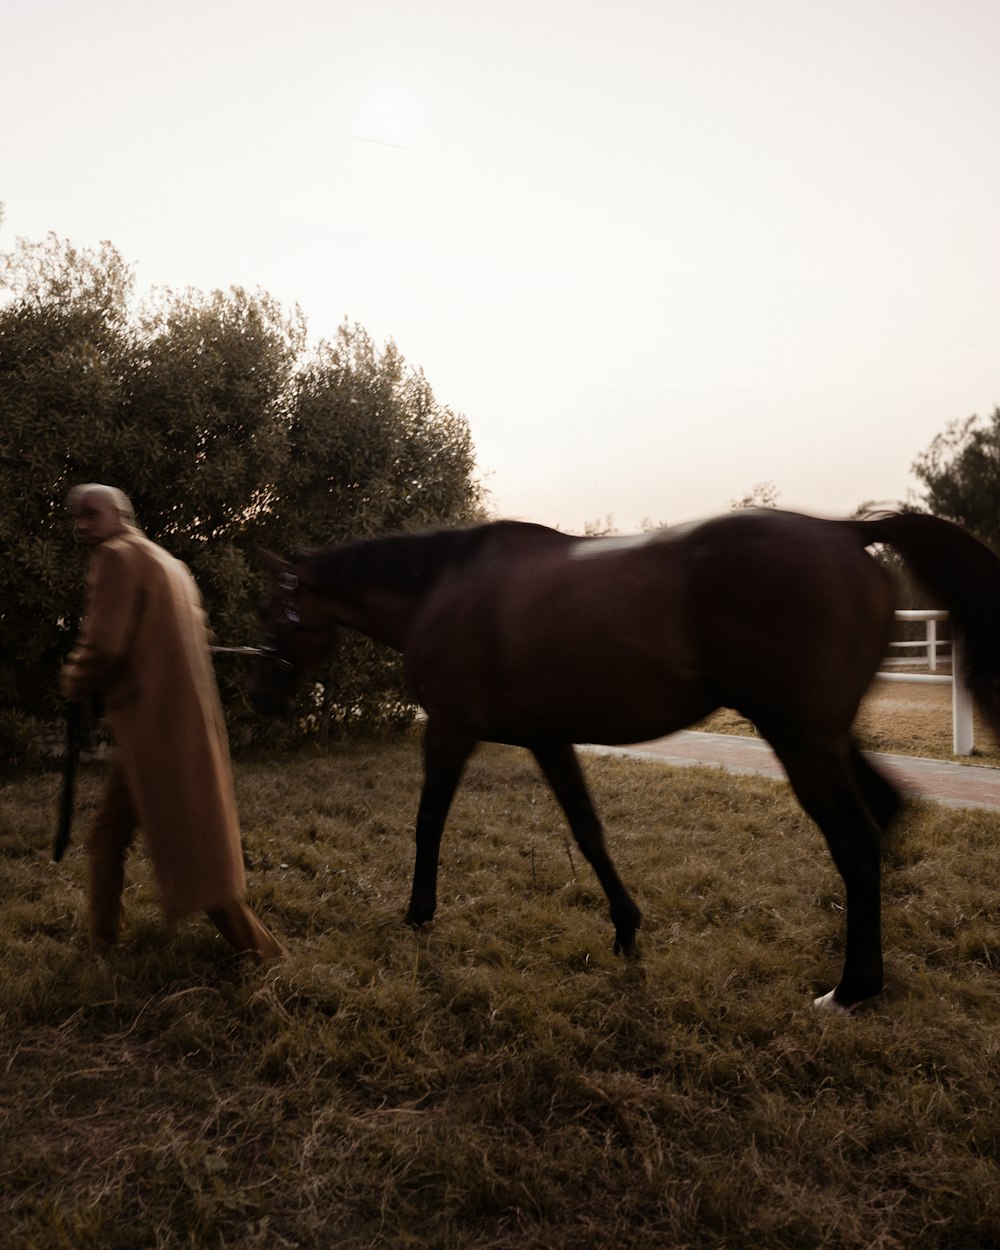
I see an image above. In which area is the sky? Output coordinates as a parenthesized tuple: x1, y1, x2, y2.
(3, 0, 998, 533)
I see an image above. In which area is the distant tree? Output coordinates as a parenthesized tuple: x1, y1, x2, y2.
(582, 514, 618, 537)
(911, 408, 1000, 551)
(730, 481, 780, 510)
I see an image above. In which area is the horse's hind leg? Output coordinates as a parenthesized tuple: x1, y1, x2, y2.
(770, 736, 885, 1009)
(406, 719, 476, 929)
(531, 742, 642, 954)
(850, 744, 903, 833)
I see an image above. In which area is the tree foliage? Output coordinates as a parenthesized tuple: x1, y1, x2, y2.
(271, 323, 479, 551)
(116, 285, 306, 669)
(911, 408, 1000, 551)
(1, 236, 137, 759)
(263, 322, 484, 739)
(0, 234, 484, 762)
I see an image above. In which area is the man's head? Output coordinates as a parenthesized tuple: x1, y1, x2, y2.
(68, 484, 136, 548)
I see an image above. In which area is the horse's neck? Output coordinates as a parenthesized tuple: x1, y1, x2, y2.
(323, 582, 421, 652)
(316, 529, 479, 649)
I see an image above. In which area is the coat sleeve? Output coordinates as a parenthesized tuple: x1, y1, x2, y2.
(61, 544, 143, 702)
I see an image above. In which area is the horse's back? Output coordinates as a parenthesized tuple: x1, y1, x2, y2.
(405, 511, 893, 745)
(405, 523, 712, 741)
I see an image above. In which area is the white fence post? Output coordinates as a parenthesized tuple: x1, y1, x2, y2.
(877, 610, 974, 755)
(951, 636, 974, 755)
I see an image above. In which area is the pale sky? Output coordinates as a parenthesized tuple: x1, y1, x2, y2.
(3, 0, 998, 532)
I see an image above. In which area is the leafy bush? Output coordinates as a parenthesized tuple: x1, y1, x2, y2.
(0, 234, 484, 762)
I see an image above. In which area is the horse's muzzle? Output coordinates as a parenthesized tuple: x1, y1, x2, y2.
(249, 688, 292, 718)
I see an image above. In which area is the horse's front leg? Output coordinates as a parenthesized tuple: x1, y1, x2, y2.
(405, 718, 476, 929)
(531, 742, 642, 954)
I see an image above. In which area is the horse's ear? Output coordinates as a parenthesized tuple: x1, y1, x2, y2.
(258, 549, 289, 574)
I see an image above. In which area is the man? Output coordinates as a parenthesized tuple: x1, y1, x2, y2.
(61, 483, 285, 961)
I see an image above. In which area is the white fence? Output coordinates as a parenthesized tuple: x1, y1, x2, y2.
(876, 610, 973, 754)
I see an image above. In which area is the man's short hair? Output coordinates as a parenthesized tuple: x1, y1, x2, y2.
(67, 484, 137, 528)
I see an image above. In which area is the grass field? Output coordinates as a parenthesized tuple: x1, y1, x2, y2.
(2, 690, 999, 1249)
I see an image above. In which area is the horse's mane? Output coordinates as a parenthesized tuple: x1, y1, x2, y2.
(301, 520, 558, 593)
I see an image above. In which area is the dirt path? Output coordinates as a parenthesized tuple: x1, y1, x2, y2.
(596, 680, 1000, 810)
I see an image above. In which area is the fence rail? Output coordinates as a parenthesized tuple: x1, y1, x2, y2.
(876, 610, 972, 754)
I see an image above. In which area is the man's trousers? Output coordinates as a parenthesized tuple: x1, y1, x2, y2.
(86, 761, 285, 960)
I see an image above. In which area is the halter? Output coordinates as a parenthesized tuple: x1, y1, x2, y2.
(259, 569, 338, 673)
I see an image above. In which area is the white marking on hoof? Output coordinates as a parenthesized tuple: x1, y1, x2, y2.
(813, 989, 852, 1014)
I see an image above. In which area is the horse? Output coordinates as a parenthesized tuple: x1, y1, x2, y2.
(250, 509, 1000, 1010)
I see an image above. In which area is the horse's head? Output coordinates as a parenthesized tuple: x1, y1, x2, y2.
(250, 552, 340, 716)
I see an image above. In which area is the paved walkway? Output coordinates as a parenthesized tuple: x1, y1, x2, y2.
(595, 730, 1000, 812)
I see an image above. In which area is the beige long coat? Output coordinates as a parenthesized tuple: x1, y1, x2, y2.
(62, 528, 246, 921)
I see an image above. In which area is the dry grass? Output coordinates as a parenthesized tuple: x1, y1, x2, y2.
(2, 696, 999, 1249)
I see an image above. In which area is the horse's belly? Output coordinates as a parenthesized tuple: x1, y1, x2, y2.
(408, 557, 706, 744)
(469, 654, 714, 747)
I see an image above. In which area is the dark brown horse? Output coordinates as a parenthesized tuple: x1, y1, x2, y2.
(251, 509, 1000, 1009)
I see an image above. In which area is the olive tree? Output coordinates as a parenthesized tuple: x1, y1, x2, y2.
(0, 236, 136, 758)
(261, 320, 485, 736)
(116, 284, 307, 684)
(0, 233, 484, 760)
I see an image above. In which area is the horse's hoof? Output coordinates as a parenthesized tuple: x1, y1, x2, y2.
(612, 910, 641, 957)
(813, 989, 853, 1014)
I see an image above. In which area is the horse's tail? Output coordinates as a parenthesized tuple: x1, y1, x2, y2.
(847, 512, 1000, 740)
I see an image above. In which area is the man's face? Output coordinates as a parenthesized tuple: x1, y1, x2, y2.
(73, 493, 124, 547)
